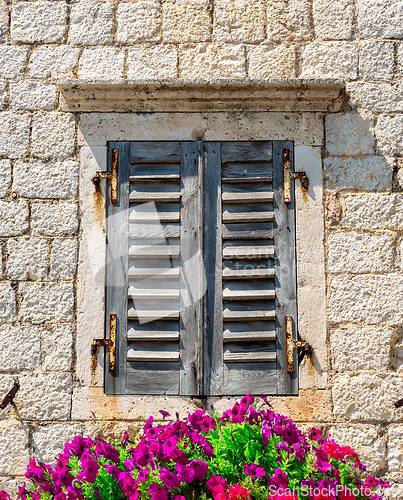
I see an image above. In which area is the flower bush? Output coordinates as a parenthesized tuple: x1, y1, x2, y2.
(0, 395, 390, 500)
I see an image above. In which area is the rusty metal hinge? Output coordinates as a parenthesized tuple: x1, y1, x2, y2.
(92, 314, 117, 372)
(0, 381, 19, 409)
(92, 148, 119, 204)
(283, 149, 309, 203)
(285, 316, 313, 373)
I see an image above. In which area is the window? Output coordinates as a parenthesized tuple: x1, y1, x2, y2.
(103, 141, 298, 396)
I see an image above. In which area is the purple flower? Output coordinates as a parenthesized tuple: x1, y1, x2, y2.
(65, 436, 93, 458)
(134, 442, 152, 467)
(162, 436, 179, 458)
(189, 459, 208, 481)
(244, 463, 266, 478)
(149, 441, 163, 459)
(105, 464, 121, 481)
(0, 491, 10, 500)
(207, 474, 228, 492)
(261, 420, 272, 445)
(276, 441, 292, 456)
(309, 428, 322, 441)
(176, 464, 194, 484)
(124, 459, 137, 471)
(314, 449, 333, 473)
(260, 394, 273, 408)
(65, 485, 84, 500)
(199, 415, 216, 433)
(53, 467, 74, 488)
(95, 439, 120, 464)
(267, 469, 289, 489)
(148, 483, 168, 500)
(118, 471, 138, 496)
(187, 410, 206, 431)
(160, 467, 180, 489)
(137, 468, 149, 482)
(174, 496, 186, 500)
(230, 402, 245, 423)
(159, 410, 171, 420)
(240, 394, 254, 408)
(144, 416, 154, 431)
(78, 453, 99, 484)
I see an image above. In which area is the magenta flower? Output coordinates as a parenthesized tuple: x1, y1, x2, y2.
(267, 469, 289, 489)
(309, 428, 322, 441)
(78, 452, 99, 483)
(207, 474, 228, 492)
(53, 467, 74, 487)
(95, 439, 120, 464)
(162, 436, 179, 457)
(118, 471, 138, 496)
(105, 464, 121, 480)
(134, 441, 152, 467)
(174, 496, 186, 500)
(65, 436, 93, 458)
(240, 394, 254, 407)
(65, 485, 84, 500)
(0, 491, 10, 500)
(148, 482, 168, 500)
(137, 468, 149, 482)
(160, 467, 180, 489)
(159, 410, 171, 420)
(199, 415, 216, 433)
(244, 463, 266, 478)
(189, 459, 208, 481)
(176, 464, 194, 484)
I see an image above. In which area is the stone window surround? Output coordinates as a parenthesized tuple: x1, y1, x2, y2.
(70, 80, 340, 419)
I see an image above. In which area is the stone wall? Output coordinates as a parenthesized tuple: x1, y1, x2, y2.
(0, 0, 403, 496)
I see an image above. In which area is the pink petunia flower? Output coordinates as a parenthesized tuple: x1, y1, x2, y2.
(148, 483, 168, 500)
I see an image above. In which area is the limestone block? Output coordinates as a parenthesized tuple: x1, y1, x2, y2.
(329, 425, 386, 474)
(11, 1, 67, 43)
(376, 115, 403, 156)
(0, 325, 41, 371)
(359, 41, 394, 80)
(77, 112, 324, 147)
(127, 45, 177, 80)
(69, 0, 112, 45)
(0, 2, 8, 41)
(326, 194, 341, 228)
(301, 42, 358, 79)
(387, 483, 403, 500)
(327, 232, 393, 274)
(33, 423, 83, 465)
(29, 46, 80, 80)
(15, 372, 72, 420)
(84, 420, 142, 441)
(325, 112, 374, 156)
(388, 426, 403, 474)
(357, 0, 403, 39)
(313, 0, 354, 40)
(347, 82, 403, 115)
(332, 325, 392, 371)
(163, 0, 209, 43)
(79, 48, 124, 80)
(0, 200, 29, 237)
(117, 0, 161, 42)
(180, 43, 246, 79)
(0, 83, 6, 110)
(329, 273, 403, 325)
(32, 113, 75, 159)
(0, 282, 16, 324)
(13, 160, 79, 199)
(0, 159, 11, 198)
(333, 373, 403, 421)
(0, 478, 28, 498)
(267, 0, 311, 42)
(344, 193, 403, 230)
(6, 237, 49, 281)
(0, 421, 29, 474)
(19, 283, 74, 323)
(214, 0, 265, 42)
(0, 46, 27, 79)
(42, 325, 73, 371)
(50, 238, 78, 280)
(0, 113, 30, 159)
(248, 45, 296, 79)
(31, 202, 78, 236)
(10, 81, 57, 111)
(324, 156, 392, 191)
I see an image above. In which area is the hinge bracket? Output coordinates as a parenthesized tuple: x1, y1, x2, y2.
(92, 314, 117, 372)
(92, 148, 119, 204)
(283, 148, 309, 203)
(285, 316, 313, 373)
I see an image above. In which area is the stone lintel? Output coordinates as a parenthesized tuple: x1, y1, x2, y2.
(58, 79, 345, 112)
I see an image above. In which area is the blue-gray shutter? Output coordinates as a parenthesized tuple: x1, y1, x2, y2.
(105, 141, 298, 396)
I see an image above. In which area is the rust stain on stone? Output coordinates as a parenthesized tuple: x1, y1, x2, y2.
(93, 185, 105, 226)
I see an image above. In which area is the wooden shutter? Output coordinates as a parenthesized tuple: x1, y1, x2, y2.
(105, 140, 297, 396)
(105, 142, 203, 395)
(203, 141, 298, 396)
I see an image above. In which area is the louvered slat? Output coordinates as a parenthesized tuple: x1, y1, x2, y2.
(222, 211, 274, 223)
(128, 267, 180, 278)
(222, 192, 274, 203)
(223, 310, 276, 320)
(223, 330, 276, 342)
(224, 352, 276, 363)
(223, 246, 274, 259)
(223, 268, 275, 279)
(223, 289, 275, 300)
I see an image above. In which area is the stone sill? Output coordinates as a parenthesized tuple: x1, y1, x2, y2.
(58, 79, 345, 113)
